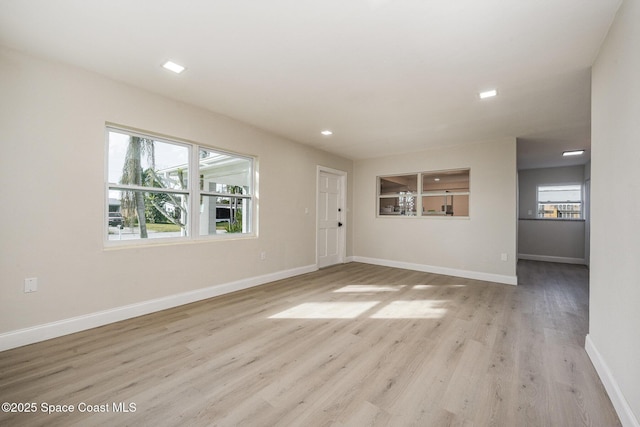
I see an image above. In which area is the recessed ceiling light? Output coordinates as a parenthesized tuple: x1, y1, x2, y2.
(321, 130, 333, 136)
(563, 150, 585, 157)
(434, 178, 440, 181)
(162, 61, 186, 74)
(479, 89, 497, 99)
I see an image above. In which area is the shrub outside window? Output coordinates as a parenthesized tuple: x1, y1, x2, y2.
(106, 127, 255, 243)
(378, 169, 470, 217)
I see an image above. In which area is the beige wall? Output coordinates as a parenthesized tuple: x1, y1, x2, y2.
(0, 47, 352, 335)
(353, 139, 517, 282)
(590, 0, 640, 424)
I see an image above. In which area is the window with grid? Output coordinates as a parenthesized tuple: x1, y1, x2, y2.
(378, 169, 470, 217)
(106, 126, 255, 243)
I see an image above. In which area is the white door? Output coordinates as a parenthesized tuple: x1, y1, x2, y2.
(317, 169, 345, 268)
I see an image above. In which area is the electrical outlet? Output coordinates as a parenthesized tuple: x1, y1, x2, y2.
(260, 251, 267, 260)
(24, 277, 38, 293)
(500, 253, 508, 262)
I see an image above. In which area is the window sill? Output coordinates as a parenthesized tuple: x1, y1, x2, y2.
(104, 232, 258, 250)
(518, 218, 585, 222)
(377, 214, 470, 220)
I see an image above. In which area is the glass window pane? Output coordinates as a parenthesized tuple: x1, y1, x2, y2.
(199, 195, 248, 235)
(537, 202, 582, 218)
(379, 175, 417, 195)
(199, 149, 252, 194)
(538, 185, 581, 202)
(108, 130, 189, 190)
(379, 195, 416, 216)
(422, 194, 469, 216)
(380, 197, 400, 215)
(422, 169, 469, 192)
(107, 189, 188, 241)
(423, 196, 447, 215)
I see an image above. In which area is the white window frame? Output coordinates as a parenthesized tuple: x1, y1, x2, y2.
(378, 173, 419, 216)
(536, 184, 582, 220)
(421, 169, 470, 217)
(377, 168, 470, 218)
(105, 125, 256, 246)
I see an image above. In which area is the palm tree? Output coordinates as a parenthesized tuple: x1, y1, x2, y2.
(120, 136, 188, 238)
(224, 185, 244, 233)
(121, 136, 154, 238)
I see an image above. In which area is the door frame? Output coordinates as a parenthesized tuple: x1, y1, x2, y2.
(316, 165, 347, 268)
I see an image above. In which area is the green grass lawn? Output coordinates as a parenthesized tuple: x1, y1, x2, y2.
(146, 223, 181, 232)
(114, 222, 230, 233)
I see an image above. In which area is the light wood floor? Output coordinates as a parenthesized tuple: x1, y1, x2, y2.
(0, 261, 620, 426)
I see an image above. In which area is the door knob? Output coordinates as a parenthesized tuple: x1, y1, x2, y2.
(338, 222, 343, 227)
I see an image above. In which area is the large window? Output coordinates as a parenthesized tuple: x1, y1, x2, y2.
(378, 169, 470, 217)
(537, 184, 582, 219)
(106, 127, 255, 243)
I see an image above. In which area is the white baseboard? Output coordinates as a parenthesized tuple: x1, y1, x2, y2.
(518, 253, 586, 265)
(0, 264, 317, 352)
(585, 334, 639, 427)
(351, 256, 517, 286)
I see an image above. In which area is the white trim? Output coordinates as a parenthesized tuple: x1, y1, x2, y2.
(317, 165, 348, 177)
(585, 334, 639, 427)
(518, 253, 586, 265)
(352, 256, 517, 286)
(0, 264, 317, 352)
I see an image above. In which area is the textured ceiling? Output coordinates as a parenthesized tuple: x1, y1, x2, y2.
(0, 0, 621, 168)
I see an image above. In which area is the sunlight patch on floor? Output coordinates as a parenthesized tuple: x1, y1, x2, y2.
(413, 284, 466, 290)
(370, 300, 447, 319)
(333, 284, 404, 293)
(269, 299, 449, 319)
(269, 301, 380, 319)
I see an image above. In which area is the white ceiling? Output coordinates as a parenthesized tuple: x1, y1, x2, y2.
(0, 0, 621, 168)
